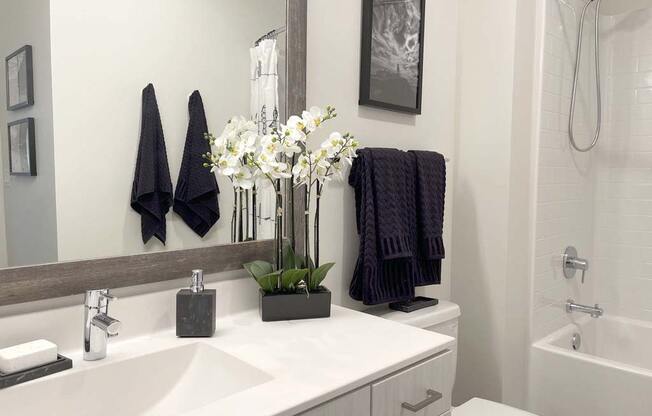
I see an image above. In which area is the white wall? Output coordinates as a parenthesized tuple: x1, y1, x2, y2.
(48, 0, 285, 261)
(307, 0, 537, 408)
(503, 0, 539, 407)
(306, 0, 458, 310)
(451, 0, 520, 405)
(0, 0, 58, 267)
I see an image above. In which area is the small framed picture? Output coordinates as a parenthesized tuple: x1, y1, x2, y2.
(359, 0, 426, 114)
(7, 118, 36, 176)
(5, 45, 34, 111)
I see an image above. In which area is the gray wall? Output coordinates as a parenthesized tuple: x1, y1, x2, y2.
(0, 0, 58, 266)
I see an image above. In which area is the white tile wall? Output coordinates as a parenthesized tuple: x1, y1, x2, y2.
(532, 0, 599, 340)
(594, 7, 652, 322)
(533, 2, 652, 339)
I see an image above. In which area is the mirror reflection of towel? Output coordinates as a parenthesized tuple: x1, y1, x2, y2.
(173, 90, 220, 237)
(131, 84, 173, 244)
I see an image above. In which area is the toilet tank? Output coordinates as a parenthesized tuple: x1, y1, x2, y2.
(365, 300, 461, 383)
(364, 300, 460, 336)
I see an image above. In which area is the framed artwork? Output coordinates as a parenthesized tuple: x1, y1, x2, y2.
(7, 118, 36, 176)
(359, 0, 426, 114)
(5, 45, 34, 111)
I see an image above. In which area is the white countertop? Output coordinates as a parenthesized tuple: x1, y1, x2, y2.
(56, 305, 454, 416)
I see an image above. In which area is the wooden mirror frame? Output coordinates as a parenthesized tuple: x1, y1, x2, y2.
(0, 0, 307, 307)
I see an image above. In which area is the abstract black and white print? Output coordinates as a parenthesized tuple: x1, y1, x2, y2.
(5, 45, 33, 110)
(9, 122, 29, 174)
(369, 0, 422, 109)
(7, 118, 36, 176)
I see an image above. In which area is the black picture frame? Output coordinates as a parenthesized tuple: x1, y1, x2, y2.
(7, 118, 37, 176)
(5, 45, 34, 111)
(359, 0, 426, 114)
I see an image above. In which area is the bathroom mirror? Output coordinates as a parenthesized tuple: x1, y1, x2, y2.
(0, 0, 307, 305)
(0, 0, 295, 267)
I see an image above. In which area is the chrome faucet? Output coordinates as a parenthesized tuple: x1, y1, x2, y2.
(566, 299, 604, 318)
(563, 246, 589, 283)
(83, 289, 121, 361)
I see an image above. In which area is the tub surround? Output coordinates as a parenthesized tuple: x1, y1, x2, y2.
(0, 277, 454, 415)
(531, 315, 652, 416)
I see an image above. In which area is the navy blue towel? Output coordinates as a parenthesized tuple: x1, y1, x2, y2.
(349, 148, 447, 305)
(173, 91, 220, 237)
(131, 84, 173, 244)
(409, 150, 446, 286)
(349, 148, 417, 305)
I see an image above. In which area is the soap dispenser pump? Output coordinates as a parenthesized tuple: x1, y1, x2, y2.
(176, 269, 216, 337)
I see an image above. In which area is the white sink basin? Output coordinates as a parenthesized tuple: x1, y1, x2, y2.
(0, 343, 273, 416)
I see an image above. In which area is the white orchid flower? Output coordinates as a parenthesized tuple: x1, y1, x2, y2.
(279, 134, 302, 156)
(272, 162, 292, 179)
(292, 154, 311, 184)
(260, 134, 282, 156)
(218, 165, 235, 177)
(301, 107, 323, 133)
(343, 139, 360, 164)
(321, 131, 345, 157)
(260, 157, 291, 179)
(287, 115, 306, 132)
(240, 130, 259, 154)
(312, 150, 331, 183)
(233, 166, 254, 189)
(279, 123, 306, 144)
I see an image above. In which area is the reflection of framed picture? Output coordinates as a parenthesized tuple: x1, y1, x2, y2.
(5, 45, 34, 111)
(359, 0, 425, 114)
(7, 118, 36, 176)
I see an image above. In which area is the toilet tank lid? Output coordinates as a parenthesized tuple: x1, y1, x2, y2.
(364, 300, 460, 329)
(453, 398, 538, 416)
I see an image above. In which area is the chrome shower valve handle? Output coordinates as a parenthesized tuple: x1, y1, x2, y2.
(563, 246, 589, 283)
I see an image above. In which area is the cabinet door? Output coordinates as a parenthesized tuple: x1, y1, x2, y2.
(299, 386, 371, 416)
(371, 350, 453, 416)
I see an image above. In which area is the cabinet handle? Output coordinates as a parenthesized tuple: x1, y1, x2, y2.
(401, 389, 443, 412)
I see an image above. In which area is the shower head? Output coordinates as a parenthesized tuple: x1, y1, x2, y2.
(600, 0, 652, 15)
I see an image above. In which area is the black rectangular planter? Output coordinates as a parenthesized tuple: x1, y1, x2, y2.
(259, 288, 331, 322)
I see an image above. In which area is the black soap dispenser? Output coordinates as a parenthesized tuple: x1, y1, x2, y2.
(176, 269, 216, 337)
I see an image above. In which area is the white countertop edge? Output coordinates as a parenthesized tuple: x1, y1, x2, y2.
(6, 305, 455, 416)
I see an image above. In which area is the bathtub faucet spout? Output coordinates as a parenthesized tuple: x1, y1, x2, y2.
(566, 299, 603, 318)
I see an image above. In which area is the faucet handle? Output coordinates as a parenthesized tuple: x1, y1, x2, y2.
(85, 289, 117, 309)
(563, 246, 589, 283)
(100, 292, 118, 302)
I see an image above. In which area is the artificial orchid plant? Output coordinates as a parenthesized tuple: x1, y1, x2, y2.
(203, 106, 359, 294)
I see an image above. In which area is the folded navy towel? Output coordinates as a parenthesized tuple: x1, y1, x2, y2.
(349, 148, 416, 305)
(409, 150, 446, 286)
(131, 84, 173, 244)
(173, 91, 220, 237)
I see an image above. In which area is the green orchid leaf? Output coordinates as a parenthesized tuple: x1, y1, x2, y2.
(282, 245, 312, 270)
(305, 255, 315, 271)
(295, 254, 308, 269)
(309, 262, 335, 290)
(283, 245, 297, 270)
(256, 270, 282, 293)
(281, 268, 309, 290)
(243, 260, 274, 279)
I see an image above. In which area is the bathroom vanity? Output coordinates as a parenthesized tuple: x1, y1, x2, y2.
(0, 280, 455, 416)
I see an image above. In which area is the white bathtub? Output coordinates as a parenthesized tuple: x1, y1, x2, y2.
(530, 315, 652, 416)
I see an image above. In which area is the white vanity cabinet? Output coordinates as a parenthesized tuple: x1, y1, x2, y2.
(299, 387, 371, 416)
(299, 350, 453, 416)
